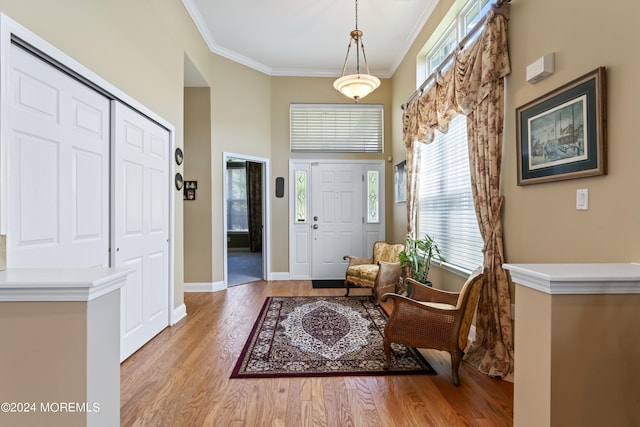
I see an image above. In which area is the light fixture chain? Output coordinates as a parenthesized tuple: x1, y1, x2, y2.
(355, 0, 358, 31)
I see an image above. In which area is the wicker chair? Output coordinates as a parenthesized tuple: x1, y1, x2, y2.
(343, 241, 404, 305)
(380, 268, 484, 386)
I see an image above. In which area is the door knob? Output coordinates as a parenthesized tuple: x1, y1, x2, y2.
(312, 224, 318, 229)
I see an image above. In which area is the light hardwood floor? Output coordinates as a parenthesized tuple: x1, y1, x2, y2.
(121, 280, 513, 426)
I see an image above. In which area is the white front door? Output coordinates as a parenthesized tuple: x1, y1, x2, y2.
(6, 44, 110, 268)
(310, 163, 364, 279)
(113, 102, 170, 361)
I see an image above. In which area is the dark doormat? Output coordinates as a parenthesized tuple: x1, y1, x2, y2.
(312, 279, 352, 288)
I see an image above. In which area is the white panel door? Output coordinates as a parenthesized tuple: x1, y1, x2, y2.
(6, 44, 110, 268)
(113, 102, 169, 361)
(310, 163, 363, 279)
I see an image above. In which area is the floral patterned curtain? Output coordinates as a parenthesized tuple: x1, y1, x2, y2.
(402, 10, 513, 379)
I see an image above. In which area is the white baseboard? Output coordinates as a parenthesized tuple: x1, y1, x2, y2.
(268, 272, 290, 281)
(184, 281, 227, 292)
(171, 303, 187, 325)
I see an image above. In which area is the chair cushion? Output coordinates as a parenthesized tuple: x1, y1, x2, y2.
(346, 264, 379, 288)
(419, 301, 456, 311)
(373, 242, 404, 264)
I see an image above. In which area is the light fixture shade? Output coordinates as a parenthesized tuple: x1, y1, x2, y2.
(333, 73, 381, 102)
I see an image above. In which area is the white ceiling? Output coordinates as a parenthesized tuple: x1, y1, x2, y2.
(181, 0, 440, 80)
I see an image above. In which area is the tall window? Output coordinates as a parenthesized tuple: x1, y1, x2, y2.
(417, 115, 484, 272)
(415, 0, 495, 273)
(227, 161, 248, 231)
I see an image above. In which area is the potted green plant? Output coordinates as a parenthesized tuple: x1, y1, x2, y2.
(398, 234, 445, 286)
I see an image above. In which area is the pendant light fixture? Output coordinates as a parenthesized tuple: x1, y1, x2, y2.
(333, 0, 380, 103)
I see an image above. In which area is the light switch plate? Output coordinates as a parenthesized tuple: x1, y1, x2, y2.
(576, 189, 588, 210)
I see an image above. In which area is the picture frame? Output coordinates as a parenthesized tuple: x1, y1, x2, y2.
(394, 160, 407, 203)
(184, 189, 196, 200)
(175, 147, 184, 166)
(516, 67, 607, 185)
(183, 181, 197, 200)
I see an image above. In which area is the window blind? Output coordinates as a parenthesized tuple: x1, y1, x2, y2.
(417, 114, 484, 272)
(290, 103, 383, 153)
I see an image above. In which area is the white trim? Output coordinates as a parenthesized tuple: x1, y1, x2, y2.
(171, 303, 187, 325)
(0, 268, 131, 302)
(0, 14, 176, 325)
(180, 0, 273, 76)
(222, 152, 271, 289)
(184, 281, 226, 293)
(503, 263, 640, 295)
(179, 0, 395, 79)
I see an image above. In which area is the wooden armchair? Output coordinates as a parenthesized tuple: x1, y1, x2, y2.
(380, 268, 484, 386)
(343, 241, 404, 305)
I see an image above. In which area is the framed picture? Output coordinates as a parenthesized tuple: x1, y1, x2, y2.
(394, 160, 407, 203)
(516, 67, 607, 185)
(175, 173, 183, 190)
(184, 189, 196, 200)
(175, 147, 184, 165)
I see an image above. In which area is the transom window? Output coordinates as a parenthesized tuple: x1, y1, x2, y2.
(290, 103, 383, 153)
(422, 0, 495, 78)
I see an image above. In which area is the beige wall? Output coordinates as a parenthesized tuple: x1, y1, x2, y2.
(0, 0, 199, 307)
(514, 284, 640, 427)
(270, 77, 393, 273)
(513, 285, 553, 426)
(184, 87, 213, 283)
(391, 0, 640, 423)
(504, 0, 640, 264)
(0, 0, 275, 297)
(209, 57, 272, 282)
(0, 301, 87, 427)
(390, 0, 640, 291)
(550, 293, 640, 426)
(0, 291, 122, 426)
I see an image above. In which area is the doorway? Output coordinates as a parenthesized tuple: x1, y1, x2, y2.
(223, 153, 270, 286)
(289, 160, 386, 280)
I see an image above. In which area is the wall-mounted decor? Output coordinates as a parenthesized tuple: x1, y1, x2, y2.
(175, 147, 183, 165)
(516, 67, 607, 185)
(394, 160, 407, 203)
(184, 181, 197, 200)
(175, 173, 183, 190)
(184, 189, 196, 200)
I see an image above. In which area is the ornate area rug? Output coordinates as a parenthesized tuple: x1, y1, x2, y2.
(230, 296, 436, 378)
